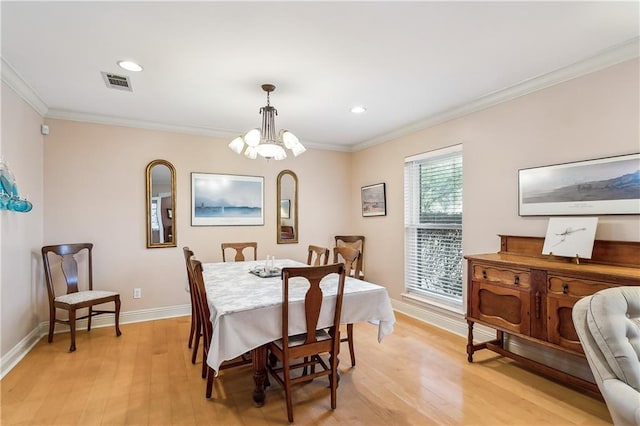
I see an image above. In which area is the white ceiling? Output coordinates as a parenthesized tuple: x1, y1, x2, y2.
(2, 1, 638, 151)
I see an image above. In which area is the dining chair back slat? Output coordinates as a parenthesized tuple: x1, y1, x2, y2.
(221, 242, 257, 262)
(307, 245, 330, 266)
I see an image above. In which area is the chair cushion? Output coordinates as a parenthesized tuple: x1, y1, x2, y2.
(55, 290, 118, 305)
(271, 329, 331, 350)
(586, 287, 640, 392)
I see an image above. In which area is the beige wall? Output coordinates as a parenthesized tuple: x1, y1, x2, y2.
(351, 58, 640, 301)
(41, 120, 352, 315)
(2, 58, 639, 362)
(1, 82, 44, 358)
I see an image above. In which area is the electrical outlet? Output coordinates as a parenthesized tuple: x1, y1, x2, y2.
(133, 288, 142, 299)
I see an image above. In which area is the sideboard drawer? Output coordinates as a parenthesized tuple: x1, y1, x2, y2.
(472, 264, 531, 289)
(548, 276, 613, 297)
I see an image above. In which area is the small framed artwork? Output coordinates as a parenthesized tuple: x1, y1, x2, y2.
(191, 173, 264, 226)
(361, 183, 386, 217)
(518, 153, 640, 216)
(166, 208, 172, 219)
(542, 217, 599, 259)
(280, 199, 290, 219)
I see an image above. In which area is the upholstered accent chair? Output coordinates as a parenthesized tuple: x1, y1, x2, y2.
(572, 287, 640, 426)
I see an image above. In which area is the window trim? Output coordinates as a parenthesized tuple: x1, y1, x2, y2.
(404, 144, 463, 309)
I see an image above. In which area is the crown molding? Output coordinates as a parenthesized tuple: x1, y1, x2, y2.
(45, 109, 349, 152)
(352, 37, 640, 152)
(1, 57, 48, 116)
(46, 108, 240, 139)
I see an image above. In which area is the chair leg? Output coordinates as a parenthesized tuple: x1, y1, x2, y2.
(205, 366, 215, 399)
(188, 304, 196, 349)
(87, 307, 93, 331)
(48, 307, 55, 343)
(191, 318, 201, 364)
(201, 349, 207, 379)
(114, 296, 122, 337)
(347, 323, 356, 366)
(330, 350, 338, 410)
(284, 362, 294, 423)
(69, 309, 77, 352)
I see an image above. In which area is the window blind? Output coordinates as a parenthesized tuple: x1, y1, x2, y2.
(404, 145, 463, 303)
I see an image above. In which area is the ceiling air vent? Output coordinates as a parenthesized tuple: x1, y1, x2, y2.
(101, 72, 132, 91)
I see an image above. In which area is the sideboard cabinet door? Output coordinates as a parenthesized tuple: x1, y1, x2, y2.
(469, 263, 531, 335)
(546, 275, 616, 353)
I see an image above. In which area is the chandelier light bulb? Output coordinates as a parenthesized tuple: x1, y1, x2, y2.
(244, 146, 258, 159)
(228, 84, 306, 160)
(244, 128, 261, 147)
(292, 142, 306, 157)
(228, 137, 245, 154)
(281, 130, 299, 149)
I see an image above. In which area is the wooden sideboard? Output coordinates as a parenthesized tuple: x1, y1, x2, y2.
(465, 235, 640, 395)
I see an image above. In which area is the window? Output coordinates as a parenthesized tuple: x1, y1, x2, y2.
(404, 145, 463, 306)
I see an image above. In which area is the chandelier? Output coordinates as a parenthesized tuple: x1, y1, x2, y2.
(228, 84, 306, 160)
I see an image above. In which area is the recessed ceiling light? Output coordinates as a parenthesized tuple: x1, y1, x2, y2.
(117, 60, 143, 72)
(350, 106, 366, 114)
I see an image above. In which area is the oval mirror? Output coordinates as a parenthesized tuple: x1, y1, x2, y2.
(146, 159, 177, 248)
(277, 169, 298, 244)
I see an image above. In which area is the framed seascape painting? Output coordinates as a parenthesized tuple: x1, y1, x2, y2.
(191, 173, 264, 226)
(518, 153, 640, 216)
(361, 183, 386, 217)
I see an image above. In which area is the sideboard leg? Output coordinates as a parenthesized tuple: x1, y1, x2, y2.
(466, 320, 474, 362)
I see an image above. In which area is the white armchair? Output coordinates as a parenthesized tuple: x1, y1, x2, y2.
(572, 287, 640, 426)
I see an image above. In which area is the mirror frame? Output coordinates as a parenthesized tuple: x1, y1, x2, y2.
(146, 159, 177, 248)
(277, 169, 299, 244)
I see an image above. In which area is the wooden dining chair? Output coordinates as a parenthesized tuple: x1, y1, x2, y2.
(335, 235, 365, 279)
(41, 243, 122, 352)
(306, 245, 329, 266)
(333, 245, 361, 367)
(183, 247, 201, 365)
(267, 263, 347, 423)
(221, 242, 257, 262)
(189, 257, 252, 398)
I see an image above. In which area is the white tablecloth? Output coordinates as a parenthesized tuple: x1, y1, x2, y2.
(202, 259, 396, 371)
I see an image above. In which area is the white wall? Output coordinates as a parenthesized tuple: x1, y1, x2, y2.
(351, 59, 640, 302)
(1, 82, 44, 359)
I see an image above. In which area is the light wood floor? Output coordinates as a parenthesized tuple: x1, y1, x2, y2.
(1, 314, 611, 425)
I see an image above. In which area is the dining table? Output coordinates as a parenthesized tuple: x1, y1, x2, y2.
(201, 258, 396, 406)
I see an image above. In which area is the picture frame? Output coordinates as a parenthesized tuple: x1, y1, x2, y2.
(518, 153, 640, 216)
(280, 199, 290, 219)
(191, 173, 264, 226)
(361, 183, 387, 217)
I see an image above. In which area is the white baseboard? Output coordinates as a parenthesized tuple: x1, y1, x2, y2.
(1, 304, 190, 379)
(391, 297, 495, 342)
(0, 326, 44, 379)
(3, 300, 497, 380)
